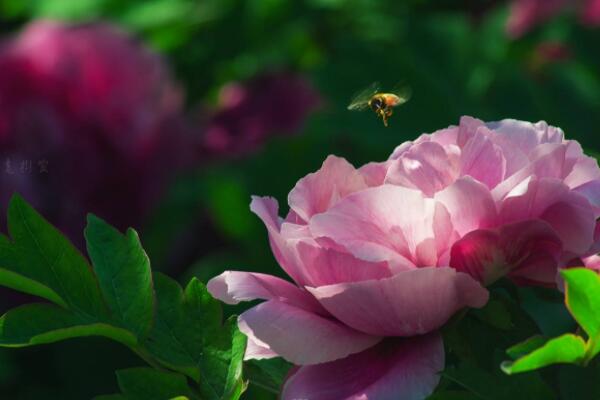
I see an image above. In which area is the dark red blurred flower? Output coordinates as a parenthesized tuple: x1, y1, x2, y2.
(0, 21, 188, 241)
(200, 72, 320, 156)
(527, 40, 572, 73)
(507, 0, 600, 38)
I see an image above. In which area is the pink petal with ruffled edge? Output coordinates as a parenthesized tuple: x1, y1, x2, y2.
(207, 271, 324, 314)
(239, 301, 381, 365)
(296, 242, 393, 286)
(281, 334, 444, 400)
(499, 178, 595, 255)
(459, 129, 506, 189)
(435, 177, 497, 236)
(245, 335, 278, 360)
(288, 155, 368, 222)
(306, 267, 488, 337)
(250, 196, 308, 285)
(309, 185, 444, 268)
(385, 141, 459, 197)
(358, 161, 391, 187)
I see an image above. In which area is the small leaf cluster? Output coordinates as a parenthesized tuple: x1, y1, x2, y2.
(0, 194, 246, 399)
(502, 268, 600, 375)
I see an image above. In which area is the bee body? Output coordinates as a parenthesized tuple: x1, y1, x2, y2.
(347, 83, 411, 127)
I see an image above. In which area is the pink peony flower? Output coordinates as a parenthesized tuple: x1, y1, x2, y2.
(387, 116, 600, 286)
(0, 20, 187, 241)
(208, 117, 600, 399)
(507, 0, 600, 38)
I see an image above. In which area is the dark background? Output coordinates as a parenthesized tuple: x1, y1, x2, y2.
(0, 0, 599, 398)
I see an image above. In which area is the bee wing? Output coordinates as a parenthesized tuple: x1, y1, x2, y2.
(390, 83, 412, 105)
(347, 82, 380, 111)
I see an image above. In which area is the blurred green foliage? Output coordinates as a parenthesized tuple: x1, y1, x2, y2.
(1, 0, 600, 398)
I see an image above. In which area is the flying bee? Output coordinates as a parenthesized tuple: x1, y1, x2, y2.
(347, 82, 411, 127)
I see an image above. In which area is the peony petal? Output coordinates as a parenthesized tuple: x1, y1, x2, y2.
(250, 196, 308, 285)
(385, 141, 459, 196)
(309, 185, 440, 268)
(449, 220, 562, 286)
(459, 130, 506, 189)
(281, 334, 444, 400)
(288, 155, 367, 222)
(244, 335, 278, 361)
(435, 177, 497, 236)
(306, 267, 488, 337)
(499, 178, 595, 254)
(358, 161, 391, 187)
(207, 271, 324, 314)
(296, 242, 393, 286)
(492, 143, 568, 202)
(239, 301, 381, 365)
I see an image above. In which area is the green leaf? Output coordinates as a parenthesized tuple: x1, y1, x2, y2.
(143, 273, 247, 400)
(472, 299, 512, 330)
(0, 303, 136, 347)
(85, 215, 155, 338)
(0, 194, 106, 318)
(245, 358, 292, 394)
(506, 335, 548, 360)
(116, 368, 197, 400)
(94, 395, 129, 400)
(444, 361, 554, 400)
(427, 391, 480, 400)
(561, 268, 600, 357)
(501, 334, 586, 374)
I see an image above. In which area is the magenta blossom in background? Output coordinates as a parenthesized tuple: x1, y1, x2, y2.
(507, 0, 600, 37)
(199, 72, 320, 156)
(0, 20, 187, 240)
(208, 116, 600, 399)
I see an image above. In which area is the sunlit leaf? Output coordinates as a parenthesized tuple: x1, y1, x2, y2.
(561, 268, 600, 358)
(501, 334, 586, 374)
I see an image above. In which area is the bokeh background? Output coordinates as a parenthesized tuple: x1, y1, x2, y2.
(0, 0, 599, 398)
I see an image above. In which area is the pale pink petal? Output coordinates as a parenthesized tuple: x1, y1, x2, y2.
(570, 178, 600, 216)
(207, 271, 324, 314)
(492, 143, 569, 202)
(250, 196, 307, 285)
(460, 130, 506, 189)
(563, 141, 600, 188)
(306, 267, 488, 337)
(358, 161, 390, 187)
(449, 220, 562, 286)
(435, 177, 497, 236)
(281, 334, 444, 400)
(296, 242, 393, 286)
(499, 178, 595, 254)
(245, 335, 278, 360)
(239, 301, 381, 365)
(288, 155, 367, 222)
(457, 116, 487, 147)
(488, 120, 566, 183)
(385, 141, 459, 196)
(309, 185, 439, 267)
(583, 254, 600, 272)
(486, 119, 564, 151)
